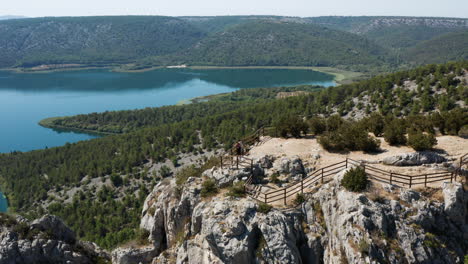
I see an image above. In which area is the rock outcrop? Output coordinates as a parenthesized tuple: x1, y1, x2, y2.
(114, 166, 468, 264)
(383, 151, 447, 166)
(0, 214, 109, 264)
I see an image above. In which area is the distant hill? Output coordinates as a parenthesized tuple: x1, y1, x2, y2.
(0, 16, 206, 68)
(0, 15, 26, 20)
(404, 30, 468, 64)
(306, 16, 468, 50)
(163, 21, 394, 68)
(0, 15, 466, 70)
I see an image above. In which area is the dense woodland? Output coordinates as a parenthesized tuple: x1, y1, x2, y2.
(0, 16, 466, 71)
(0, 61, 467, 249)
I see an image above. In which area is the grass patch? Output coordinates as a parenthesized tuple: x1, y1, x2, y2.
(175, 157, 220, 186)
(358, 238, 370, 255)
(226, 181, 246, 198)
(257, 202, 272, 214)
(135, 228, 151, 246)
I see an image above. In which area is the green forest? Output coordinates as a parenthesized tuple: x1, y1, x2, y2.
(0, 16, 466, 71)
(0, 61, 467, 249)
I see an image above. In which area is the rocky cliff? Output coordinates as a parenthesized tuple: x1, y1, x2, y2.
(112, 166, 468, 263)
(0, 214, 110, 264)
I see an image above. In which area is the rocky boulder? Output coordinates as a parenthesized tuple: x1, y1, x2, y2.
(0, 214, 109, 264)
(202, 167, 251, 188)
(31, 215, 76, 244)
(257, 155, 274, 169)
(383, 151, 447, 166)
(273, 156, 305, 177)
(442, 182, 467, 225)
(111, 247, 158, 264)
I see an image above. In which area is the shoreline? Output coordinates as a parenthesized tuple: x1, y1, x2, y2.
(39, 117, 118, 136)
(33, 65, 358, 135)
(1, 65, 362, 83)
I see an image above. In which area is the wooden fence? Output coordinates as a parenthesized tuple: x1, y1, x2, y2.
(217, 125, 467, 207)
(246, 157, 464, 206)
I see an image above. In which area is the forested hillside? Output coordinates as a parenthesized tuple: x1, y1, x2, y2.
(159, 21, 394, 69)
(306, 16, 468, 47)
(0, 16, 206, 67)
(404, 30, 468, 64)
(0, 16, 466, 70)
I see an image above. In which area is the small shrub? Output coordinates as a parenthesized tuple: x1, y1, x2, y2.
(308, 116, 327, 135)
(464, 254, 468, 264)
(423, 232, 441, 248)
(12, 222, 30, 239)
(201, 179, 218, 198)
(407, 131, 437, 151)
(257, 202, 272, 214)
(135, 228, 150, 246)
(365, 113, 385, 137)
(383, 119, 407, 145)
(342, 167, 368, 192)
(270, 172, 280, 184)
(110, 174, 123, 187)
(318, 123, 380, 152)
(147, 206, 156, 216)
(274, 115, 308, 138)
(358, 238, 370, 255)
(159, 165, 172, 178)
(226, 181, 246, 198)
(293, 193, 306, 205)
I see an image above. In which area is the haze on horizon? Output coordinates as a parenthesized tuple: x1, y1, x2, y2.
(2, 0, 468, 18)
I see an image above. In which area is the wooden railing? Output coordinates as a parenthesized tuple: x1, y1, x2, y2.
(220, 155, 254, 170)
(227, 127, 266, 156)
(347, 159, 455, 188)
(246, 156, 466, 206)
(218, 126, 467, 206)
(248, 160, 348, 205)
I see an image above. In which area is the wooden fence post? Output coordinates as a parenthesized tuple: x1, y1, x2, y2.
(409, 177, 412, 188)
(424, 174, 427, 187)
(321, 168, 324, 183)
(251, 159, 253, 173)
(345, 158, 348, 168)
(390, 173, 393, 185)
(220, 156, 223, 169)
(284, 188, 287, 206)
(450, 173, 453, 183)
(264, 193, 267, 204)
(301, 180, 304, 194)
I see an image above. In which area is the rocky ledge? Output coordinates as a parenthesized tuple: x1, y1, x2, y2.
(112, 166, 468, 264)
(0, 214, 109, 264)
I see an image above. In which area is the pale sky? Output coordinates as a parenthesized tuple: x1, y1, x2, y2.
(2, 0, 468, 18)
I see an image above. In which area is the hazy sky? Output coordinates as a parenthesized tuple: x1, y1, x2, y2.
(3, 0, 468, 18)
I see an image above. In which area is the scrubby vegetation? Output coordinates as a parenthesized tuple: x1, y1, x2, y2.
(293, 193, 306, 206)
(200, 179, 219, 198)
(226, 181, 246, 198)
(407, 131, 437, 151)
(257, 202, 272, 214)
(342, 167, 368, 192)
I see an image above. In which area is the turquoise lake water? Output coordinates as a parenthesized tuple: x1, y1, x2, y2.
(0, 68, 334, 153)
(0, 192, 7, 212)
